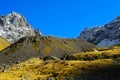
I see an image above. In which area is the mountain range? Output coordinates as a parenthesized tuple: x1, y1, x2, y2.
(78, 16, 120, 47)
(0, 12, 120, 80)
(1, 12, 120, 47)
(0, 12, 95, 70)
(0, 12, 120, 65)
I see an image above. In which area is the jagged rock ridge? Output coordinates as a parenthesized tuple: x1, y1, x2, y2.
(78, 16, 120, 47)
(0, 12, 41, 43)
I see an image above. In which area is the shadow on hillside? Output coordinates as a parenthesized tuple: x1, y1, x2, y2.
(75, 60, 120, 80)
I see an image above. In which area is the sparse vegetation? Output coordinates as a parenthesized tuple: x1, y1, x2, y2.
(72, 45, 120, 61)
(0, 45, 120, 80)
(0, 37, 10, 51)
(32, 42, 40, 52)
(0, 58, 119, 80)
(43, 46, 52, 54)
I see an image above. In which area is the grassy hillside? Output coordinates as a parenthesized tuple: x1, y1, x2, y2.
(0, 37, 10, 51)
(0, 59, 119, 80)
(72, 45, 120, 61)
(0, 45, 120, 80)
(0, 36, 96, 66)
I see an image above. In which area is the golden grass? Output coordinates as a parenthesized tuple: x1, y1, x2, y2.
(0, 46, 120, 80)
(32, 42, 40, 52)
(72, 46, 120, 60)
(0, 37, 10, 51)
(0, 57, 119, 80)
(43, 46, 52, 54)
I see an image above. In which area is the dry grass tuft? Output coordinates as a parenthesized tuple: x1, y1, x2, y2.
(0, 37, 10, 51)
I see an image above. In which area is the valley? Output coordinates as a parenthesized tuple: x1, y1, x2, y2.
(0, 12, 120, 80)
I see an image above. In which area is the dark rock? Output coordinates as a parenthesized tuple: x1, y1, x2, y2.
(60, 54, 70, 60)
(42, 56, 61, 61)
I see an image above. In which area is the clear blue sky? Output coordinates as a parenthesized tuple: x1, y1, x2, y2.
(0, 0, 120, 38)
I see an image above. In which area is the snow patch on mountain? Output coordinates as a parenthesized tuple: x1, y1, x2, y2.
(0, 12, 41, 43)
(78, 16, 120, 47)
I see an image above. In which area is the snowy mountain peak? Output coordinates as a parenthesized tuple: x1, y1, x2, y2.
(5, 12, 27, 25)
(78, 16, 120, 47)
(6, 12, 24, 21)
(0, 12, 39, 43)
(8, 11, 22, 17)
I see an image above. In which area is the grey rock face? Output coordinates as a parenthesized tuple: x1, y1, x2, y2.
(78, 16, 120, 47)
(0, 12, 40, 43)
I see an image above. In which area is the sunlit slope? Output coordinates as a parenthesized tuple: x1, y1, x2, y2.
(72, 45, 120, 60)
(0, 58, 119, 80)
(0, 45, 120, 80)
(0, 37, 10, 51)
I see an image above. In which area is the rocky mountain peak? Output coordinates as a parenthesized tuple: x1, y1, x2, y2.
(78, 16, 120, 47)
(112, 16, 120, 21)
(8, 11, 22, 17)
(5, 12, 27, 26)
(0, 12, 40, 43)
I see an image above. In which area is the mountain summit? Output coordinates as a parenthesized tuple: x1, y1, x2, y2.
(0, 12, 38, 43)
(78, 16, 120, 47)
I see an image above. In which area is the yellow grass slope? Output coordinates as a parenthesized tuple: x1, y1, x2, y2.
(0, 45, 120, 80)
(0, 37, 10, 51)
(72, 45, 120, 60)
(0, 58, 119, 80)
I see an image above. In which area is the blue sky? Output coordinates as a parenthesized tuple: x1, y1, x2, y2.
(0, 0, 120, 38)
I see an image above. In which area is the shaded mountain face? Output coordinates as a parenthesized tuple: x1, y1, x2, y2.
(0, 12, 40, 43)
(0, 36, 96, 66)
(78, 16, 120, 47)
(0, 37, 10, 51)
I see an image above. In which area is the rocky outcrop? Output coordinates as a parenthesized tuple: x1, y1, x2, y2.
(78, 16, 120, 47)
(0, 12, 41, 43)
